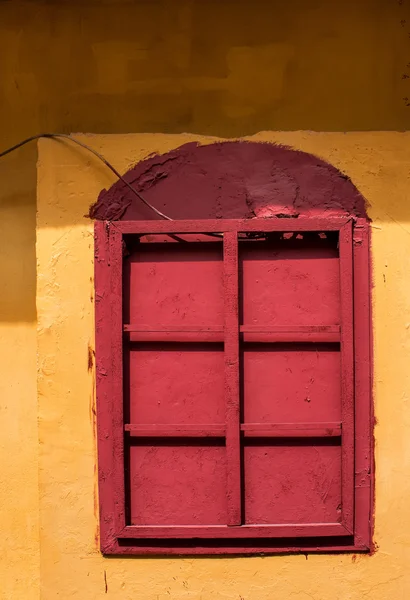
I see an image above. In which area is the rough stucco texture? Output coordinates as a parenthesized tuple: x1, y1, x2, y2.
(90, 141, 367, 221)
(2, 1, 410, 598)
(36, 132, 410, 599)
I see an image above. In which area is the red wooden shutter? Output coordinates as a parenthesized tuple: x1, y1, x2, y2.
(95, 218, 372, 554)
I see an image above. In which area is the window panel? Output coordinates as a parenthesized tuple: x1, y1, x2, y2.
(240, 238, 340, 327)
(95, 218, 372, 555)
(126, 343, 225, 426)
(124, 241, 223, 326)
(244, 443, 342, 525)
(129, 443, 227, 526)
(242, 344, 341, 424)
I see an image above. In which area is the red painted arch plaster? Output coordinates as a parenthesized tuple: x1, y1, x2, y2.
(89, 141, 368, 221)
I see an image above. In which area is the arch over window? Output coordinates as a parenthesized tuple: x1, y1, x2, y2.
(90, 140, 368, 223)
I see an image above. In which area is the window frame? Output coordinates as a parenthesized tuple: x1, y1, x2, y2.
(95, 217, 372, 555)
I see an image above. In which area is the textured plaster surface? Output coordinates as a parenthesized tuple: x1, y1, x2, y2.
(2, 1, 410, 597)
(36, 132, 410, 599)
(90, 141, 367, 221)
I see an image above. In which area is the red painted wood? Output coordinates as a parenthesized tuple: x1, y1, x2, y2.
(223, 231, 242, 526)
(127, 331, 221, 342)
(241, 422, 341, 437)
(95, 217, 372, 554)
(127, 343, 225, 426)
(95, 221, 118, 553)
(125, 422, 341, 438)
(129, 444, 228, 525)
(102, 543, 366, 556)
(339, 221, 355, 534)
(124, 324, 340, 343)
(125, 324, 224, 343)
(125, 424, 225, 437)
(124, 325, 223, 333)
(123, 242, 223, 328)
(240, 325, 340, 343)
(109, 225, 127, 534)
(353, 220, 372, 549)
(243, 345, 341, 425)
(119, 522, 349, 539)
(240, 239, 340, 327)
(116, 217, 350, 234)
(244, 444, 341, 526)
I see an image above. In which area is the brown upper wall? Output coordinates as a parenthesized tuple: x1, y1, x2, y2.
(1, 0, 410, 140)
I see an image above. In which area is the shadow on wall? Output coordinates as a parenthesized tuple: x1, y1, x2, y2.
(0, 145, 37, 324)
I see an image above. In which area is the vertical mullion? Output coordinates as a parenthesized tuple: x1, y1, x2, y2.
(353, 219, 372, 548)
(109, 225, 126, 533)
(339, 221, 355, 533)
(223, 231, 242, 526)
(95, 221, 118, 551)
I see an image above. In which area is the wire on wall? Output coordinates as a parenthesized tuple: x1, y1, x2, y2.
(0, 133, 172, 221)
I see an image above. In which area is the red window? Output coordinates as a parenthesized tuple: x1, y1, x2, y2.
(95, 218, 372, 555)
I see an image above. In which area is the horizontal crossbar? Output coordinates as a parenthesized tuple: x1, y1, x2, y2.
(119, 522, 351, 539)
(125, 424, 225, 437)
(124, 324, 340, 344)
(125, 422, 341, 438)
(241, 423, 341, 437)
(116, 217, 350, 235)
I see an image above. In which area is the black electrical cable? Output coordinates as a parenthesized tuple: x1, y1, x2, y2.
(0, 133, 173, 221)
(0, 133, 256, 240)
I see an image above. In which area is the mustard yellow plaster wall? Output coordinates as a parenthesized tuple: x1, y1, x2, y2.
(36, 132, 410, 599)
(2, 1, 410, 598)
(0, 161, 38, 600)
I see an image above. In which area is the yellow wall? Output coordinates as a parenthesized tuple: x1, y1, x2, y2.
(36, 132, 410, 599)
(2, 1, 410, 599)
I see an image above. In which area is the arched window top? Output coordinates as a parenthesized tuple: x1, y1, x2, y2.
(90, 141, 369, 222)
